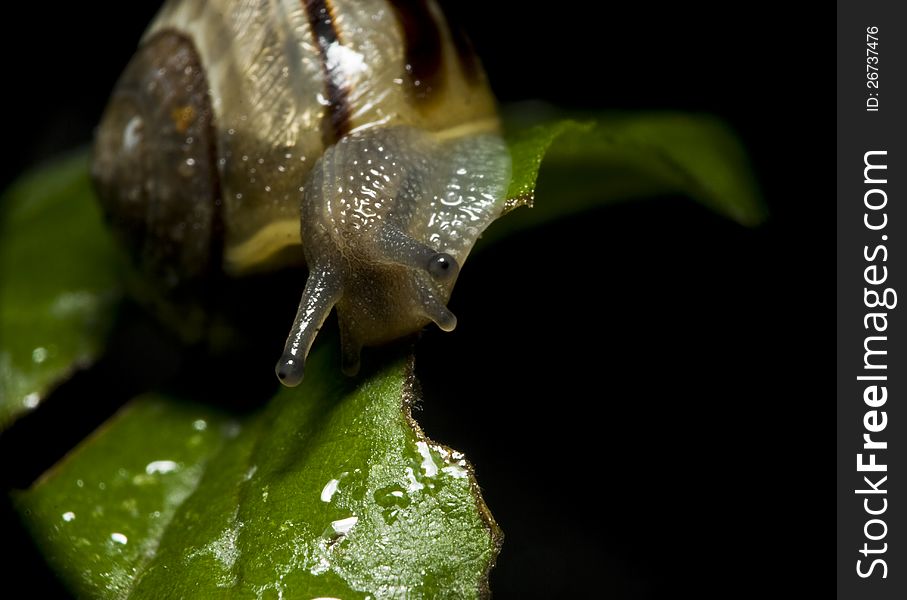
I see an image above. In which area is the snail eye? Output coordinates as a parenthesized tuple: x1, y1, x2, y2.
(427, 253, 459, 281)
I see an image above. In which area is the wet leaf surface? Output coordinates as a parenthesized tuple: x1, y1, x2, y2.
(15, 345, 500, 599)
(0, 153, 122, 429)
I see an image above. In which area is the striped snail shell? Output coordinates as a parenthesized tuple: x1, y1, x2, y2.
(91, 0, 511, 386)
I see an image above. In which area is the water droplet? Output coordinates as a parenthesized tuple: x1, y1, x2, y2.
(374, 484, 409, 508)
(329, 516, 358, 537)
(404, 467, 423, 493)
(146, 460, 179, 475)
(416, 441, 438, 477)
(110, 533, 128, 545)
(441, 464, 468, 479)
(185, 158, 196, 167)
(62, 511, 75, 522)
(192, 419, 207, 431)
(31, 347, 47, 363)
(321, 479, 340, 503)
(374, 484, 410, 524)
(23, 393, 40, 409)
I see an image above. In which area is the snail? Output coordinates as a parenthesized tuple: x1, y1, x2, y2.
(91, 0, 512, 386)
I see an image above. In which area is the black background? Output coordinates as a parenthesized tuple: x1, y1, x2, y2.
(0, 2, 830, 598)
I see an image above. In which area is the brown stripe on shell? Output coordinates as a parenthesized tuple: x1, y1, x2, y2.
(388, 0, 444, 101)
(303, 0, 353, 145)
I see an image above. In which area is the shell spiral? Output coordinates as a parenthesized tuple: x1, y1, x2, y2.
(92, 0, 512, 385)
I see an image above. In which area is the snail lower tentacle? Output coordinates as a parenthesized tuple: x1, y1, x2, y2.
(418, 284, 458, 332)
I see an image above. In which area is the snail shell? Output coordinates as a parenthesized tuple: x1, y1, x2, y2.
(91, 0, 511, 386)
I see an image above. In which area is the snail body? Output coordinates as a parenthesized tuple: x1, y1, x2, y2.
(92, 0, 510, 386)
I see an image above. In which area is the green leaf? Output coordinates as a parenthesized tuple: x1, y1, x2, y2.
(488, 108, 765, 246)
(0, 153, 122, 428)
(15, 398, 234, 597)
(503, 119, 596, 208)
(15, 343, 501, 599)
